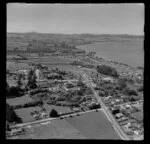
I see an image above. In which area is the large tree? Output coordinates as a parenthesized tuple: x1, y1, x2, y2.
(97, 65, 119, 78)
(27, 69, 37, 89)
(6, 103, 22, 123)
(49, 109, 59, 117)
(17, 73, 23, 89)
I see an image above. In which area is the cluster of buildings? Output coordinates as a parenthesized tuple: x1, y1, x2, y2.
(118, 68, 143, 83)
(102, 95, 143, 138)
(30, 109, 48, 120)
(6, 127, 26, 138)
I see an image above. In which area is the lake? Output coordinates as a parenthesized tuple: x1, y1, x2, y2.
(77, 40, 144, 67)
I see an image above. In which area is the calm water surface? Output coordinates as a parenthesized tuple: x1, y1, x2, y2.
(77, 41, 144, 67)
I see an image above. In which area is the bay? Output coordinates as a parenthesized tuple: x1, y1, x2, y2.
(77, 40, 144, 67)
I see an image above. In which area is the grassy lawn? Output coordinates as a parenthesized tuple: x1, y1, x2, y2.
(18, 119, 86, 139)
(43, 103, 72, 115)
(20, 56, 74, 64)
(6, 94, 33, 106)
(15, 106, 42, 123)
(65, 111, 121, 139)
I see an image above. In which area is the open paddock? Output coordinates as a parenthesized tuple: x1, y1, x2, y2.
(14, 106, 42, 123)
(43, 104, 72, 115)
(21, 56, 74, 64)
(17, 119, 86, 139)
(6, 94, 33, 106)
(65, 110, 121, 139)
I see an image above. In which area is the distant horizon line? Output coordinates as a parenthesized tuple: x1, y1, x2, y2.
(7, 31, 144, 36)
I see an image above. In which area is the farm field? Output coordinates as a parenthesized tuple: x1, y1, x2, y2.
(14, 106, 42, 123)
(7, 61, 31, 71)
(43, 104, 72, 115)
(17, 119, 86, 139)
(20, 56, 74, 64)
(6, 95, 33, 106)
(65, 111, 121, 139)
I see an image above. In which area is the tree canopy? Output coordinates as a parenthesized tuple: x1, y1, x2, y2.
(6, 103, 22, 124)
(97, 65, 119, 78)
(27, 69, 37, 89)
(49, 109, 59, 117)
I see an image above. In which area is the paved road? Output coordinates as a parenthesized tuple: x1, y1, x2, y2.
(10, 108, 102, 129)
(81, 72, 130, 140)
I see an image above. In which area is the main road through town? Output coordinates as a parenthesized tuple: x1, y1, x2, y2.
(81, 72, 130, 140)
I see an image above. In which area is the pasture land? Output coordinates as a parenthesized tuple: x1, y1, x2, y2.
(6, 94, 33, 106)
(15, 106, 42, 123)
(17, 119, 86, 139)
(66, 111, 121, 139)
(43, 104, 72, 115)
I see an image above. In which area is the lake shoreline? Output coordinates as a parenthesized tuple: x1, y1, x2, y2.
(76, 41, 143, 68)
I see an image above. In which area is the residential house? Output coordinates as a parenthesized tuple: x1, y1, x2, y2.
(115, 113, 124, 119)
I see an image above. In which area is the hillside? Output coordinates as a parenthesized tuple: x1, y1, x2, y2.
(7, 32, 144, 53)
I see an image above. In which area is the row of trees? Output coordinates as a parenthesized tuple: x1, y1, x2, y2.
(27, 69, 37, 89)
(12, 100, 44, 110)
(97, 65, 119, 78)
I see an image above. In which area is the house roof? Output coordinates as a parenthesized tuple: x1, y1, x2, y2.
(118, 119, 136, 126)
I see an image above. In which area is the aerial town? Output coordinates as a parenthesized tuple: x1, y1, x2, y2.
(6, 33, 143, 139)
(6, 4, 144, 140)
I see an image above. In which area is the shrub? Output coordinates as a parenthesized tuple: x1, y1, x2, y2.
(112, 109, 120, 115)
(99, 91, 105, 97)
(49, 109, 59, 117)
(122, 87, 138, 96)
(97, 65, 119, 78)
(6, 86, 24, 98)
(22, 100, 43, 108)
(57, 97, 66, 101)
(13, 105, 23, 110)
(129, 96, 140, 102)
(117, 78, 127, 89)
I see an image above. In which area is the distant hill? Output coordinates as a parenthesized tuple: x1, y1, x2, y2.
(7, 32, 144, 53)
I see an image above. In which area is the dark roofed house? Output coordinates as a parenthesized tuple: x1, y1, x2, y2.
(47, 73, 63, 80)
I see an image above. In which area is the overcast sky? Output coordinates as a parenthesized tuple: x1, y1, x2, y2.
(7, 3, 144, 35)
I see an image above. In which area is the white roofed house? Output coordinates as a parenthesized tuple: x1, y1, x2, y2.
(115, 113, 124, 119)
(102, 77, 114, 83)
(35, 69, 40, 81)
(18, 70, 29, 76)
(35, 68, 43, 81)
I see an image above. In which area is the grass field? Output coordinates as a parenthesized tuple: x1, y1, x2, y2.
(6, 95, 33, 106)
(43, 104, 72, 115)
(65, 111, 121, 139)
(18, 119, 86, 139)
(20, 56, 74, 64)
(7, 61, 31, 71)
(16, 110, 121, 139)
(15, 106, 42, 123)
